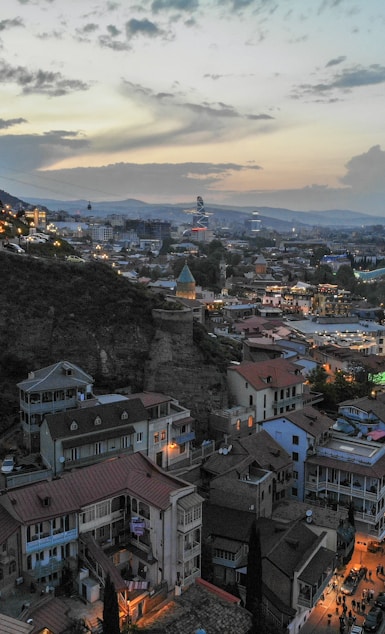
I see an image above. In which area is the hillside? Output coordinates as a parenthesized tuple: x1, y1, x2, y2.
(0, 253, 230, 435)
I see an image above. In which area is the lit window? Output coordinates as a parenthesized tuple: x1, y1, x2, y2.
(248, 415, 253, 428)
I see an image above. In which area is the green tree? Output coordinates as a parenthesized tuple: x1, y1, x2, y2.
(102, 574, 120, 634)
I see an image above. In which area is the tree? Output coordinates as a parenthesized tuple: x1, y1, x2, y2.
(102, 574, 120, 634)
(348, 500, 355, 528)
(245, 521, 262, 612)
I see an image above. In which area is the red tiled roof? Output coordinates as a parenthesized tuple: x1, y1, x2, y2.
(2, 453, 192, 524)
(196, 578, 241, 604)
(0, 503, 20, 543)
(228, 358, 304, 390)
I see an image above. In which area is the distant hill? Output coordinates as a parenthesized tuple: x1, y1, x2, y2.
(24, 195, 385, 228)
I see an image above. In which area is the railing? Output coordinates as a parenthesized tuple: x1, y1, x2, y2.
(6, 468, 53, 489)
(190, 441, 215, 463)
(182, 567, 200, 587)
(31, 557, 65, 578)
(273, 394, 303, 408)
(26, 528, 78, 554)
(179, 541, 201, 562)
(305, 480, 377, 501)
(64, 445, 133, 469)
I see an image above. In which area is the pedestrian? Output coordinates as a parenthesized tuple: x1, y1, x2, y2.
(352, 599, 356, 611)
(342, 594, 346, 603)
(362, 602, 366, 614)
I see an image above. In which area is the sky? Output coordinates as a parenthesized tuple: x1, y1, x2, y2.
(1, 0, 385, 214)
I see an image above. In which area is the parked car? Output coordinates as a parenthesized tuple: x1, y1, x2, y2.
(367, 541, 382, 553)
(1, 455, 15, 473)
(375, 592, 385, 609)
(340, 567, 365, 595)
(363, 606, 383, 632)
(65, 255, 85, 263)
(3, 242, 25, 254)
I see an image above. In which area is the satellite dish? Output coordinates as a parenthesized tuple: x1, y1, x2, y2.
(218, 448, 223, 454)
(222, 447, 228, 455)
(59, 456, 65, 463)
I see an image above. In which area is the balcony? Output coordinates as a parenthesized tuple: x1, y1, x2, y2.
(64, 445, 133, 469)
(182, 567, 200, 587)
(273, 394, 303, 408)
(179, 541, 201, 562)
(31, 557, 65, 578)
(26, 528, 78, 554)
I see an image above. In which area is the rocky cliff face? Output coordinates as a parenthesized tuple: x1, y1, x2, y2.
(0, 253, 228, 431)
(145, 308, 227, 422)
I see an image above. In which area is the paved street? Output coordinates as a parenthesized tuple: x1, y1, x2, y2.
(301, 533, 385, 634)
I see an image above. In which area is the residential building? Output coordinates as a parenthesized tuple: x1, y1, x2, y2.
(201, 430, 293, 509)
(227, 358, 305, 423)
(17, 361, 94, 451)
(40, 390, 195, 474)
(125, 391, 195, 470)
(0, 453, 203, 623)
(40, 398, 148, 474)
(304, 431, 385, 539)
(92, 224, 114, 242)
(209, 404, 257, 441)
(203, 503, 336, 634)
(0, 506, 22, 597)
(261, 407, 333, 501)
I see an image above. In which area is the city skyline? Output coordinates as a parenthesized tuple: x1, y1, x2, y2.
(1, 0, 385, 214)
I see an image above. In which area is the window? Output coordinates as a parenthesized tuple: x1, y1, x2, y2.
(249, 395, 253, 406)
(121, 435, 131, 449)
(121, 410, 128, 419)
(292, 435, 299, 445)
(292, 451, 299, 462)
(179, 443, 186, 454)
(70, 420, 78, 431)
(161, 430, 166, 441)
(291, 487, 298, 497)
(94, 416, 102, 426)
(236, 419, 241, 431)
(136, 432, 143, 444)
(94, 442, 102, 455)
(154, 432, 159, 444)
(293, 470, 298, 480)
(248, 415, 253, 428)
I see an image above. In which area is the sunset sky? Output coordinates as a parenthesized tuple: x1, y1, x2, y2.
(1, 0, 385, 214)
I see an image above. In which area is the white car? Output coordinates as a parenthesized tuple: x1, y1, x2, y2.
(1, 456, 15, 473)
(66, 255, 85, 263)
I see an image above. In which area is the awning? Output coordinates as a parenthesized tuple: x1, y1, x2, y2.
(174, 431, 195, 445)
(177, 491, 204, 511)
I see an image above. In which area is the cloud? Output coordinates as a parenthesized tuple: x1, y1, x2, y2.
(295, 64, 385, 98)
(340, 145, 385, 193)
(151, 0, 199, 12)
(126, 18, 163, 38)
(33, 161, 262, 200)
(325, 55, 346, 67)
(0, 17, 24, 31)
(0, 117, 27, 129)
(0, 130, 89, 173)
(0, 59, 90, 96)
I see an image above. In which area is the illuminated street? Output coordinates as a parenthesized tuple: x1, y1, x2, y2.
(300, 533, 385, 633)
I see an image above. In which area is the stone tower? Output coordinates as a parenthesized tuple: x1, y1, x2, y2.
(176, 262, 196, 299)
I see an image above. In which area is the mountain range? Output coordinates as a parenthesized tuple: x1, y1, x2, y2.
(2, 189, 385, 229)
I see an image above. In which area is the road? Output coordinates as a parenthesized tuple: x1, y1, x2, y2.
(301, 534, 385, 633)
